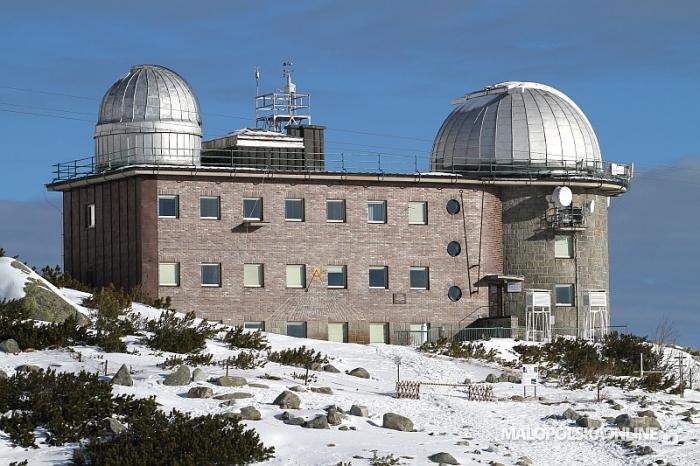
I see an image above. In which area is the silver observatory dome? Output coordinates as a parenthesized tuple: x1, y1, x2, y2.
(94, 64, 202, 170)
(430, 82, 601, 173)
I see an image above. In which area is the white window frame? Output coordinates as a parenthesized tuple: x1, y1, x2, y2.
(200, 196, 220, 220)
(555, 284, 575, 306)
(286, 264, 306, 289)
(85, 204, 95, 228)
(408, 201, 427, 225)
(554, 235, 573, 258)
(369, 266, 388, 289)
(285, 198, 304, 222)
(326, 199, 346, 223)
(409, 266, 429, 290)
(201, 263, 221, 287)
(243, 263, 264, 288)
(327, 265, 347, 289)
(243, 198, 262, 221)
(158, 195, 178, 218)
(367, 200, 387, 223)
(158, 262, 180, 287)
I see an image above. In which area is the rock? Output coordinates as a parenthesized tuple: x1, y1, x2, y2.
(615, 414, 662, 431)
(0, 339, 20, 354)
(463, 378, 471, 385)
(498, 373, 521, 383)
(325, 406, 346, 426)
(280, 411, 291, 421)
(288, 385, 307, 392)
(338, 425, 349, 431)
(309, 362, 323, 371)
(484, 444, 499, 453)
(350, 405, 369, 417)
(636, 445, 655, 455)
(216, 376, 247, 387)
(75, 312, 92, 327)
(517, 457, 534, 466)
(576, 417, 602, 429)
(16, 364, 41, 373)
(187, 386, 213, 398)
(510, 395, 525, 402)
(222, 392, 253, 400)
(248, 383, 269, 389)
(485, 373, 498, 383)
(681, 416, 693, 423)
(220, 400, 236, 407)
(637, 410, 657, 418)
(612, 404, 624, 410)
(288, 417, 306, 426)
(323, 364, 341, 373)
(111, 364, 133, 386)
(347, 367, 370, 379)
(103, 417, 126, 435)
(214, 393, 241, 400)
(191, 368, 207, 382)
(305, 415, 330, 429)
(563, 408, 581, 421)
(383, 412, 414, 432)
(163, 366, 191, 386)
(428, 452, 459, 464)
(273, 390, 301, 409)
(310, 386, 333, 395)
(0, 370, 7, 380)
(237, 406, 261, 421)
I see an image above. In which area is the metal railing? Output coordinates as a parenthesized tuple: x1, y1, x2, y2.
(394, 326, 512, 346)
(551, 325, 628, 338)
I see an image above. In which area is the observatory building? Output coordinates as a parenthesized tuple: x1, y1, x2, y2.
(47, 65, 631, 344)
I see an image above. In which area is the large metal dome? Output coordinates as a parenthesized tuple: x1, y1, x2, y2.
(430, 82, 601, 173)
(94, 64, 202, 170)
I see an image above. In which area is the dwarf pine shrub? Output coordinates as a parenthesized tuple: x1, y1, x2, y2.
(267, 345, 328, 367)
(145, 311, 217, 354)
(223, 325, 269, 350)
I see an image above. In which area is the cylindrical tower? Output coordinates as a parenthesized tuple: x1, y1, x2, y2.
(94, 64, 202, 170)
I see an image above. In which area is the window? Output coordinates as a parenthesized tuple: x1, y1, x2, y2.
(555, 235, 573, 258)
(244, 321, 264, 331)
(200, 196, 220, 219)
(327, 265, 347, 288)
(408, 201, 427, 224)
(285, 198, 304, 221)
(243, 263, 264, 287)
(326, 199, 345, 222)
(369, 266, 388, 289)
(287, 322, 307, 338)
(448, 285, 462, 302)
(446, 199, 461, 215)
(555, 284, 574, 306)
(447, 241, 461, 257)
(286, 264, 306, 288)
(159, 263, 179, 286)
(158, 195, 178, 218)
(410, 267, 429, 290)
(85, 204, 95, 228)
(201, 263, 221, 287)
(367, 201, 387, 223)
(243, 198, 262, 221)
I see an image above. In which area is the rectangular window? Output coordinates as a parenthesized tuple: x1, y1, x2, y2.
(369, 266, 388, 289)
(201, 263, 221, 287)
(409, 267, 429, 290)
(408, 201, 427, 224)
(286, 264, 306, 288)
(244, 321, 265, 331)
(555, 284, 574, 306)
(85, 204, 95, 228)
(243, 198, 262, 221)
(286, 322, 307, 338)
(327, 265, 347, 289)
(285, 199, 304, 221)
(200, 196, 220, 219)
(158, 195, 178, 218)
(326, 199, 345, 223)
(554, 235, 573, 258)
(159, 262, 180, 287)
(243, 263, 264, 287)
(367, 201, 387, 223)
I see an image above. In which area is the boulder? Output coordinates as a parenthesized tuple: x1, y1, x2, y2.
(220, 400, 236, 407)
(191, 368, 207, 382)
(187, 386, 213, 398)
(288, 385, 307, 392)
(237, 406, 262, 421)
(428, 452, 459, 464)
(305, 415, 330, 429)
(0, 339, 20, 354)
(248, 383, 269, 389)
(163, 366, 191, 386)
(576, 417, 602, 429)
(103, 417, 126, 435)
(325, 405, 346, 426)
(16, 364, 41, 373)
(615, 414, 662, 431)
(75, 312, 92, 327)
(310, 386, 333, 395)
(637, 410, 656, 418)
(323, 364, 341, 373)
(288, 417, 306, 426)
(517, 457, 534, 466)
(216, 376, 247, 387)
(383, 412, 414, 432)
(562, 408, 581, 421)
(273, 390, 301, 409)
(462, 378, 471, 385)
(484, 444, 499, 454)
(350, 405, 369, 417)
(111, 364, 133, 386)
(0, 370, 8, 380)
(485, 373, 498, 383)
(347, 367, 370, 379)
(510, 395, 525, 402)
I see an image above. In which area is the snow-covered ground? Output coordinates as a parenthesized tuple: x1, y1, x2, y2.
(1, 288, 699, 465)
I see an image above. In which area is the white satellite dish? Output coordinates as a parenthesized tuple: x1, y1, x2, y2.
(552, 186, 572, 208)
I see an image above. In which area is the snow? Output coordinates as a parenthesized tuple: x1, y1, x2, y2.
(1, 287, 700, 465)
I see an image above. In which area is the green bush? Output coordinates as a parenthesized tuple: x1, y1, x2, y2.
(40, 265, 94, 293)
(0, 300, 82, 350)
(222, 351, 268, 370)
(419, 337, 498, 362)
(223, 325, 269, 350)
(267, 345, 328, 367)
(145, 311, 217, 354)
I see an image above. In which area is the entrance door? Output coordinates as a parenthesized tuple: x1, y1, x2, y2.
(369, 323, 389, 344)
(328, 323, 348, 343)
(489, 284, 504, 317)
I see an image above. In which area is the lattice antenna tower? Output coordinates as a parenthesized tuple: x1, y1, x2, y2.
(255, 62, 311, 132)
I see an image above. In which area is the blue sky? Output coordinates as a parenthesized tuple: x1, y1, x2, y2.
(1, 1, 698, 347)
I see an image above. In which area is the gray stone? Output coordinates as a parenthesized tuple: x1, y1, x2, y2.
(576, 417, 602, 429)
(16, 364, 41, 373)
(338, 425, 349, 431)
(615, 414, 662, 431)
(485, 373, 498, 383)
(681, 416, 693, 423)
(323, 364, 341, 373)
(305, 415, 330, 429)
(350, 405, 369, 417)
(103, 417, 126, 435)
(248, 383, 269, 389)
(484, 444, 499, 453)
(563, 408, 581, 421)
(288, 417, 306, 426)
(0, 339, 20, 354)
(517, 457, 534, 466)
(163, 366, 191, 386)
(220, 400, 237, 407)
(498, 373, 521, 383)
(111, 364, 133, 386)
(187, 386, 213, 398)
(347, 367, 370, 379)
(428, 452, 459, 464)
(191, 368, 207, 382)
(273, 390, 301, 409)
(325, 406, 345, 426)
(0, 370, 7, 380)
(310, 386, 333, 395)
(75, 312, 92, 327)
(637, 410, 656, 418)
(280, 411, 291, 421)
(219, 392, 253, 400)
(237, 406, 262, 421)
(612, 404, 624, 410)
(636, 445, 655, 455)
(288, 385, 307, 392)
(462, 378, 471, 385)
(383, 412, 414, 432)
(510, 395, 525, 402)
(216, 376, 247, 387)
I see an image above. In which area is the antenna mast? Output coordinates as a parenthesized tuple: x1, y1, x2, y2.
(255, 61, 311, 132)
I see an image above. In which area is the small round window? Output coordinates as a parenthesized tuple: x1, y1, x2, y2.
(447, 241, 461, 257)
(446, 199, 461, 215)
(448, 286, 462, 302)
